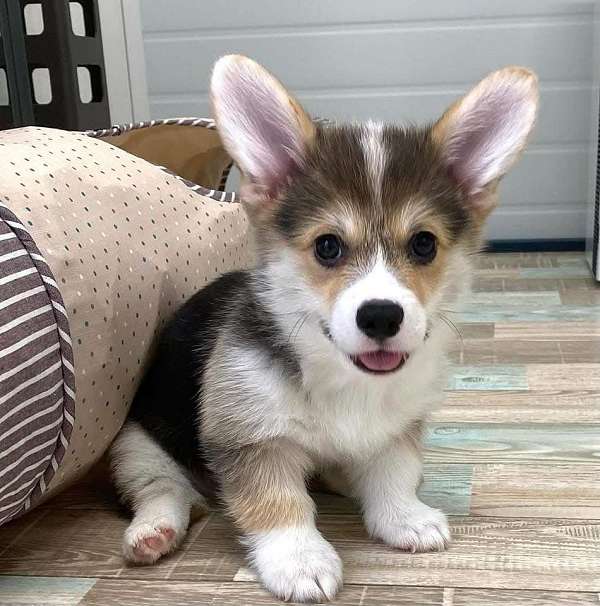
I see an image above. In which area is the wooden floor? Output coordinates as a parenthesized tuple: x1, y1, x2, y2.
(1, 252, 599, 605)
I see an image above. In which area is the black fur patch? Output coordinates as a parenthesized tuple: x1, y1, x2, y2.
(129, 270, 301, 491)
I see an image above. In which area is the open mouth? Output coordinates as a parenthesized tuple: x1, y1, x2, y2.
(350, 351, 409, 375)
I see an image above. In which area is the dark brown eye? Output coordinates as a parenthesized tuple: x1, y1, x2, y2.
(410, 231, 437, 264)
(315, 234, 343, 266)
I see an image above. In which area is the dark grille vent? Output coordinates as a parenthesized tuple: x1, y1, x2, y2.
(594, 90, 600, 277)
(0, 0, 109, 130)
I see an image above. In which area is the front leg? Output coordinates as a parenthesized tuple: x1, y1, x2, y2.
(217, 438, 342, 602)
(350, 422, 450, 553)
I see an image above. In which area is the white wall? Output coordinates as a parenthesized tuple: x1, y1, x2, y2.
(137, 0, 595, 241)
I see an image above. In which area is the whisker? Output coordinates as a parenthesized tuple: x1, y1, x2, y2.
(291, 316, 310, 344)
(286, 311, 313, 345)
(286, 315, 306, 345)
(437, 312, 464, 345)
(438, 308, 461, 316)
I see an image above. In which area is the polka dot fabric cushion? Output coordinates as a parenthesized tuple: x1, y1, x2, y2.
(0, 126, 251, 522)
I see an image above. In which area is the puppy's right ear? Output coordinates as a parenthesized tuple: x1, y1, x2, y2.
(211, 55, 314, 206)
(432, 67, 538, 220)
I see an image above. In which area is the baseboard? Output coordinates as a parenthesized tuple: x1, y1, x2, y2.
(485, 239, 586, 253)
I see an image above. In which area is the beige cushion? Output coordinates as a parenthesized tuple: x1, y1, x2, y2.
(0, 126, 251, 518)
(93, 119, 232, 190)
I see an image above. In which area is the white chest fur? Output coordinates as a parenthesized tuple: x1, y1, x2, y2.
(204, 320, 451, 464)
(287, 336, 448, 463)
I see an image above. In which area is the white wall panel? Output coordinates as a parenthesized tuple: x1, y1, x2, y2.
(138, 1, 595, 240)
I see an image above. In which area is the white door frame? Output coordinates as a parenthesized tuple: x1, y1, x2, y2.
(98, 0, 150, 123)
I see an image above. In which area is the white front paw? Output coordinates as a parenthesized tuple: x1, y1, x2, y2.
(248, 525, 343, 602)
(368, 502, 450, 553)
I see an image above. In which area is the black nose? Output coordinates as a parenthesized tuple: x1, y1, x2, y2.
(356, 300, 404, 340)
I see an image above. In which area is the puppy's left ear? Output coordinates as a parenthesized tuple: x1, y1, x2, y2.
(433, 67, 538, 218)
(211, 55, 314, 206)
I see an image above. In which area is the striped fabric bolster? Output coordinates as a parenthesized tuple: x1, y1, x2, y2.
(0, 202, 75, 524)
(83, 116, 217, 138)
(156, 166, 237, 203)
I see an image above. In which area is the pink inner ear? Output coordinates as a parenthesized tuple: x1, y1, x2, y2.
(445, 82, 535, 195)
(216, 65, 306, 196)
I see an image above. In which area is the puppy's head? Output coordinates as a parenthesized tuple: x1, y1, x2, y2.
(211, 56, 538, 376)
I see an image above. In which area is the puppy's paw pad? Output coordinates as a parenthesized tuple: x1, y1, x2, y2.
(123, 522, 180, 564)
(372, 504, 450, 553)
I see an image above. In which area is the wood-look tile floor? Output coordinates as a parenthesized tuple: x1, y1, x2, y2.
(1, 252, 600, 605)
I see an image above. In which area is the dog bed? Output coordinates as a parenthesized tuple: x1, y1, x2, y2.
(0, 120, 251, 525)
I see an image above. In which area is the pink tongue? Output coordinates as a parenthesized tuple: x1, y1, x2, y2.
(358, 351, 404, 372)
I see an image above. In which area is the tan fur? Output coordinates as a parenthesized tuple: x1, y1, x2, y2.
(393, 255, 446, 306)
(283, 193, 457, 310)
(289, 95, 316, 143)
(220, 439, 315, 533)
(469, 184, 500, 224)
(303, 260, 355, 307)
(387, 198, 457, 305)
(389, 198, 455, 250)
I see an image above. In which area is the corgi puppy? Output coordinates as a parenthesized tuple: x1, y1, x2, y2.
(110, 56, 538, 602)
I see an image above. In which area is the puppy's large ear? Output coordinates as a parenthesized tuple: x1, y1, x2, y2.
(433, 67, 538, 216)
(211, 55, 314, 203)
